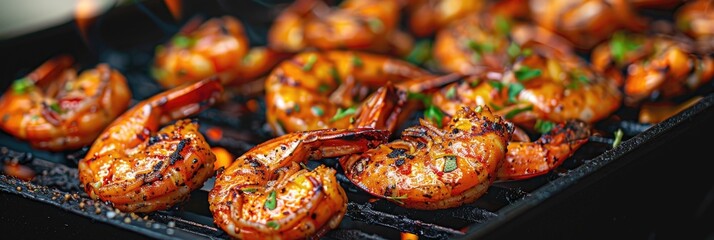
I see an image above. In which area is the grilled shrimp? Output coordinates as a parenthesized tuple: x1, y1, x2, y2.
(432, 52, 622, 127)
(268, 0, 412, 56)
(591, 33, 714, 105)
(153, 16, 288, 88)
(340, 106, 513, 209)
(675, 0, 714, 52)
(209, 128, 389, 239)
(404, 0, 484, 37)
(78, 78, 223, 212)
(528, 0, 648, 50)
(497, 120, 591, 180)
(433, 13, 574, 75)
(265, 50, 433, 135)
(0, 55, 131, 151)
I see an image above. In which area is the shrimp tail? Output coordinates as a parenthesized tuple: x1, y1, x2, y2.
(497, 120, 591, 181)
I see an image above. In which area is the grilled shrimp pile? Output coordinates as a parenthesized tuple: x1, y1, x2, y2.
(1, 0, 712, 239)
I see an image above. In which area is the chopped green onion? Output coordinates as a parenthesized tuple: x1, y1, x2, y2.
(240, 187, 258, 193)
(311, 106, 324, 117)
(504, 105, 533, 119)
(266, 221, 280, 230)
(467, 40, 495, 53)
(405, 39, 432, 65)
(443, 155, 457, 173)
(318, 84, 330, 93)
(514, 66, 542, 82)
(299, 162, 308, 169)
(385, 194, 408, 205)
(469, 79, 481, 88)
(521, 48, 533, 57)
(488, 80, 504, 91)
(351, 55, 363, 67)
(507, 42, 521, 58)
(534, 119, 554, 134)
(424, 105, 444, 128)
(331, 107, 357, 122)
(445, 86, 457, 99)
(293, 104, 301, 113)
(612, 129, 624, 148)
(330, 67, 341, 84)
(494, 15, 511, 35)
(302, 54, 318, 71)
(407, 92, 431, 105)
(171, 35, 195, 48)
(488, 103, 503, 111)
(11, 77, 33, 94)
(474, 105, 483, 113)
(49, 102, 63, 113)
(507, 82, 524, 103)
(610, 32, 640, 64)
(264, 190, 277, 210)
(367, 18, 384, 33)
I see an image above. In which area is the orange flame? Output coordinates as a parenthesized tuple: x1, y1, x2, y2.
(164, 0, 183, 21)
(212, 147, 235, 171)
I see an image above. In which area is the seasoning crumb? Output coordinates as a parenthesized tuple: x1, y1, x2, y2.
(124, 217, 131, 224)
(130, 213, 139, 220)
(64, 193, 71, 202)
(16, 186, 21, 191)
(168, 221, 176, 228)
(143, 216, 149, 220)
(153, 223, 161, 229)
(107, 211, 116, 219)
(52, 196, 57, 200)
(166, 228, 175, 235)
(95, 208, 101, 214)
(79, 202, 85, 209)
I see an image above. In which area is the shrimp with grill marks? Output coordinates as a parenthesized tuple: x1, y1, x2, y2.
(0, 55, 131, 151)
(78, 77, 223, 212)
(591, 33, 714, 105)
(265, 50, 436, 136)
(340, 106, 513, 209)
(209, 128, 389, 239)
(153, 16, 289, 88)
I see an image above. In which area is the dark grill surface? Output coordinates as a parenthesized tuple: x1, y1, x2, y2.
(1, 0, 713, 239)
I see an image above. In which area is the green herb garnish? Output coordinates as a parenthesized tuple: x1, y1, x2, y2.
(11, 77, 33, 94)
(534, 119, 554, 134)
(171, 35, 195, 48)
(266, 221, 280, 229)
(489, 80, 504, 92)
(504, 105, 533, 119)
(311, 106, 324, 117)
(405, 39, 432, 65)
(302, 54, 318, 71)
(331, 107, 357, 122)
(507, 82, 524, 103)
(610, 32, 640, 64)
(385, 194, 408, 205)
(264, 190, 277, 210)
(612, 129, 624, 148)
(240, 187, 258, 193)
(445, 86, 457, 99)
(507, 42, 521, 58)
(515, 66, 542, 82)
(494, 15, 511, 35)
(443, 155, 458, 173)
(424, 105, 444, 128)
(352, 55, 363, 67)
(367, 18, 384, 33)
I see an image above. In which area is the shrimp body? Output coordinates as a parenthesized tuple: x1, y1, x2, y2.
(269, 0, 412, 56)
(591, 33, 714, 105)
(153, 16, 287, 88)
(0, 56, 131, 151)
(341, 106, 513, 209)
(265, 50, 430, 135)
(405, 0, 484, 37)
(675, 0, 714, 50)
(529, 0, 647, 50)
(209, 128, 389, 239)
(432, 53, 622, 126)
(497, 120, 591, 181)
(78, 78, 223, 212)
(433, 13, 574, 75)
